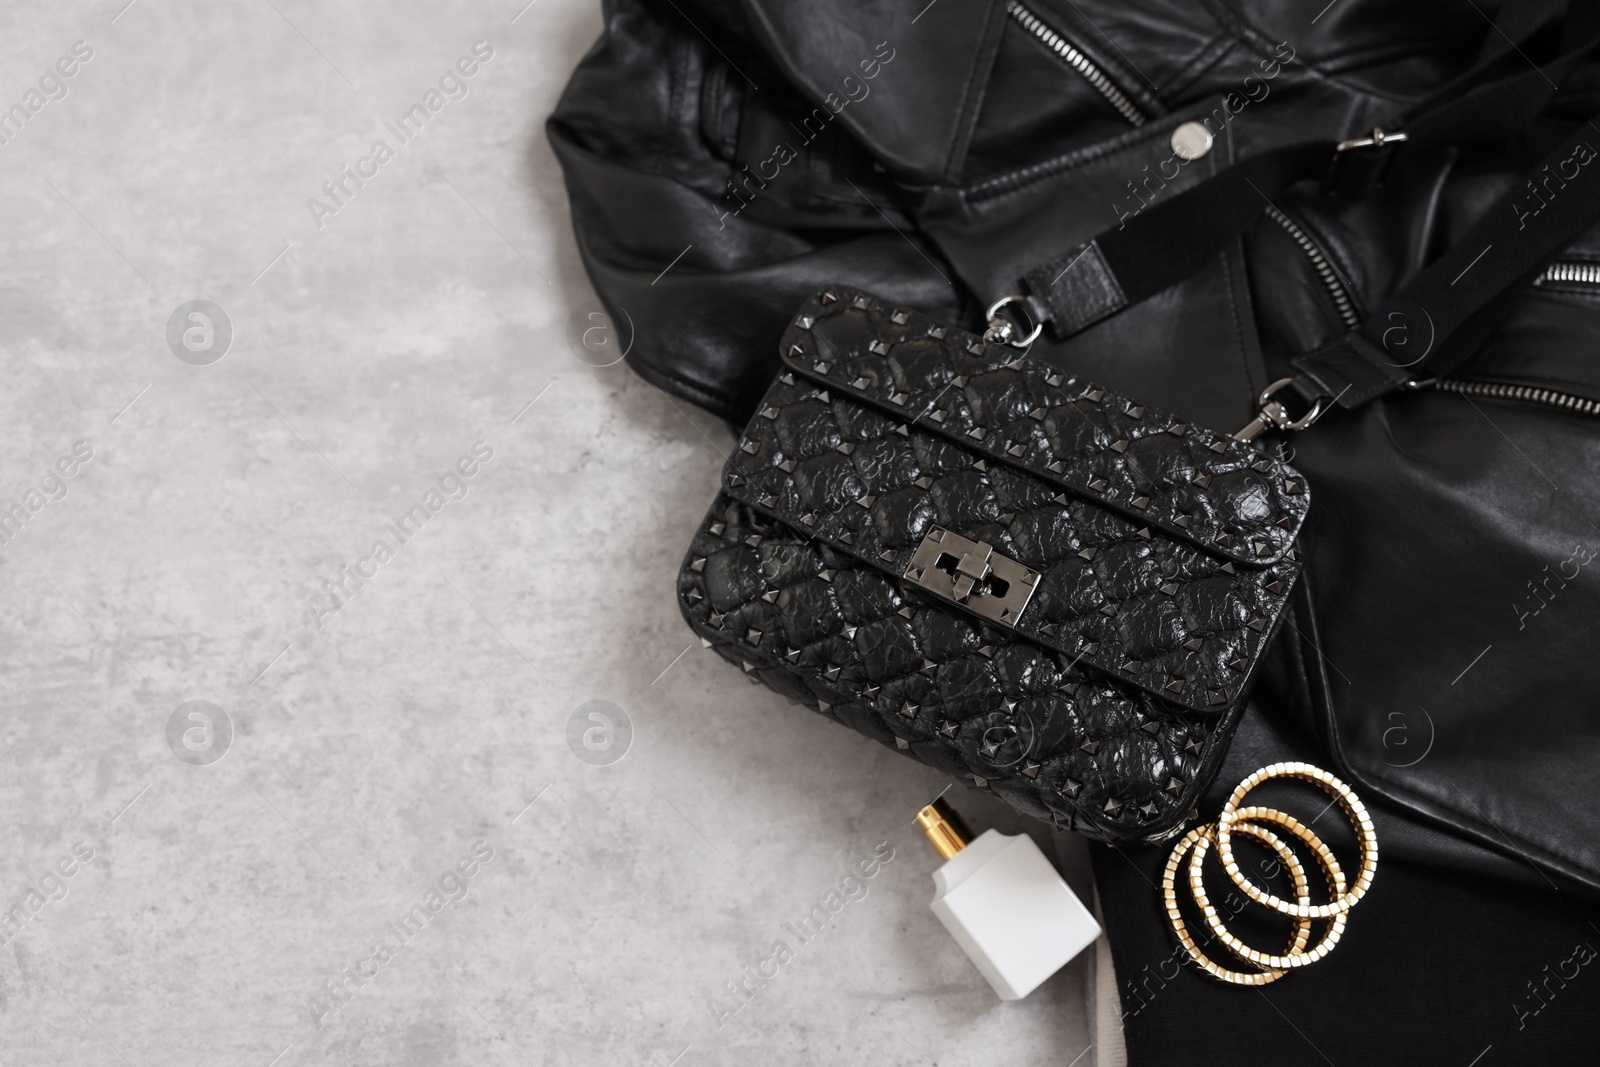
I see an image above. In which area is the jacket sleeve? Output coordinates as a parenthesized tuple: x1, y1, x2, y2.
(547, 0, 962, 423)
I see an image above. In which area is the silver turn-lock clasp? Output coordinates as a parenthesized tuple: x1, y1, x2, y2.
(1233, 377, 1328, 442)
(904, 527, 1040, 628)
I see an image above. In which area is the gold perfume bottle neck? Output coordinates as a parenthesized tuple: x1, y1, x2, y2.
(916, 797, 973, 861)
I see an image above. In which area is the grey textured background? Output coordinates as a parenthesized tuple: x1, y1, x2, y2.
(0, 2, 1102, 1064)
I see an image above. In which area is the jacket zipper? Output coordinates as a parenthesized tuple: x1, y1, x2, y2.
(1264, 206, 1361, 329)
(1431, 378, 1600, 416)
(1535, 260, 1600, 287)
(1007, 2, 1147, 126)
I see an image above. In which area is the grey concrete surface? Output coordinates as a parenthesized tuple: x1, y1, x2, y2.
(0, 2, 1100, 1064)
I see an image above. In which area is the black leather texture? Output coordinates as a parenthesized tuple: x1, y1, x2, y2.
(677, 286, 1306, 842)
(552, 0, 1600, 890)
(679, 494, 1240, 842)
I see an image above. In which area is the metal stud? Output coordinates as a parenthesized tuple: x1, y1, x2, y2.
(1088, 477, 1108, 491)
(1126, 404, 1144, 419)
(1183, 637, 1204, 651)
(966, 427, 988, 440)
(890, 309, 909, 324)
(1103, 797, 1122, 814)
(761, 590, 779, 603)
(1063, 779, 1082, 798)
(890, 392, 909, 406)
(870, 341, 891, 356)
(853, 376, 871, 389)
(1131, 495, 1150, 509)
(1028, 407, 1047, 421)
(856, 494, 877, 507)
(1159, 583, 1178, 596)
(895, 737, 910, 750)
(1193, 472, 1210, 488)
(1209, 440, 1229, 454)
(690, 557, 706, 573)
(1080, 740, 1099, 754)
(940, 721, 958, 738)
(1248, 617, 1268, 632)
(836, 441, 855, 455)
(1169, 422, 1188, 436)
(841, 625, 858, 639)
(1021, 761, 1041, 779)
(1137, 527, 1153, 540)
(1110, 439, 1129, 453)
(899, 701, 919, 719)
(746, 629, 763, 645)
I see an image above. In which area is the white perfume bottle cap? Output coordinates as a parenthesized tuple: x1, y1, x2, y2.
(917, 798, 1101, 1000)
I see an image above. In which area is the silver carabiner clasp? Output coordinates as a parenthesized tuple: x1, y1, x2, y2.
(984, 295, 1043, 350)
(1233, 378, 1328, 442)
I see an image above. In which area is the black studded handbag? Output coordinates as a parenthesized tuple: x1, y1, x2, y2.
(676, 286, 1309, 842)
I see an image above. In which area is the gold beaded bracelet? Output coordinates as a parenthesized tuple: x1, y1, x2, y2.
(1162, 761, 1378, 986)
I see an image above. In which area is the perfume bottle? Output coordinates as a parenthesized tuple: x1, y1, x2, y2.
(916, 796, 1102, 1000)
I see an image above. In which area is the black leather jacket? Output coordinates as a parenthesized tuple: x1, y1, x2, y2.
(551, 4, 1600, 1056)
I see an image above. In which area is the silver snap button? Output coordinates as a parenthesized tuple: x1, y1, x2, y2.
(1171, 121, 1214, 161)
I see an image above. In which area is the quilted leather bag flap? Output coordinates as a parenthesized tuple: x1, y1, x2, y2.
(721, 288, 1308, 714)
